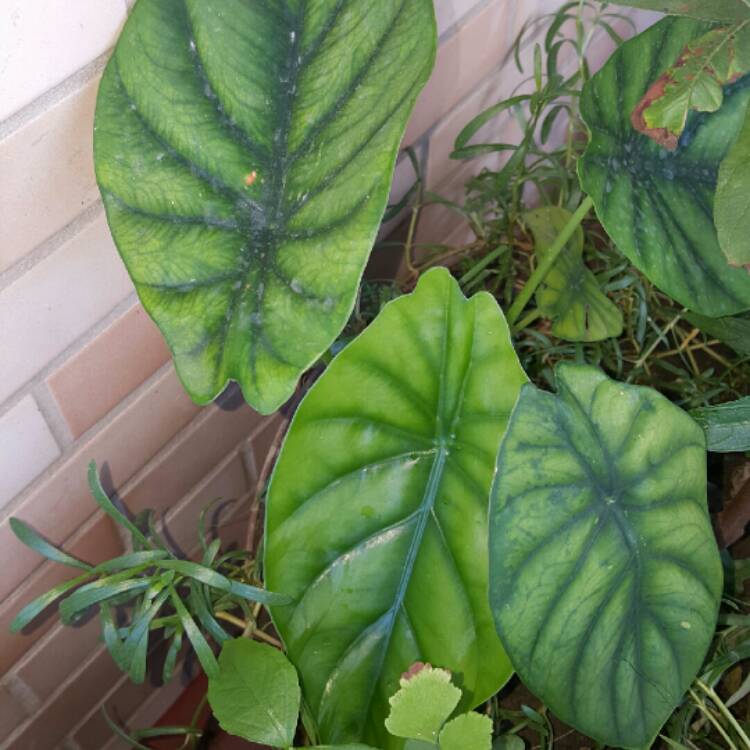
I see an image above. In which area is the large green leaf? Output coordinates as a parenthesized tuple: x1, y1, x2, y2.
(683, 310, 750, 355)
(602, 0, 750, 20)
(489, 364, 722, 749)
(578, 17, 750, 317)
(208, 638, 301, 747)
(691, 396, 750, 452)
(524, 207, 622, 342)
(716, 105, 750, 268)
(94, 0, 436, 414)
(265, 268, 527, 748)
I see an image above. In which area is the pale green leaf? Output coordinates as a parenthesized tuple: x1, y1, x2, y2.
(94, 0, 437, 414)
(385, 666, 461, 743)
(579, 17, 750, 316)
(265, 268, 526, 749)
(492, 736, 525, 750)
(208, 638, 300, 747)
(490, 364, 723, 749)
(438, 712, 492, 750)
(525, 207, 622, 342)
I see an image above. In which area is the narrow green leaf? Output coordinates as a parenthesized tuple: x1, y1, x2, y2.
(188, 580, 231, 645)
(385, 665, 461, 744)
(691, 397, 750, 451)
(489, 364, 723, 748)
(101, 603, 130, 671)
(60, 574, 153, 624)
(95, 550, 171, 573)
(578, 17, 750, 316)
(88, 462, 152, 549)
(438, 712, 492, 750)
(10, 573, 91, 633)
(170, 586, 218, 678)
(163, 627, 183, 683)
(208, 638, 300, 747)
(266, 268, 526, 748)
(716, 104, 750, 267)
(123, 589, 171, 683)
(524, 206, 623, 342)
(9, 518, 93, 571)
(157, 559, 290, 605)
(454, 95, 531, 151)
(94, 0, 437, 414)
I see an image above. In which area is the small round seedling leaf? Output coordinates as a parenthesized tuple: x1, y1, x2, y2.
(525, 207, 622, 342)
(385, 665, 461, 743)
(438, 712, 492, 750)
(578, 17, 750, 316)
(266, 268, 526, 749)
(94, 0, 436, 414)
(490, 364, 722, 749)
(208, 638, 300, 747)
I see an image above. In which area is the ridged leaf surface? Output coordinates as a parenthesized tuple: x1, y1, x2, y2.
(490, 364, 722, 749)
(265, 269, 527, 748)
(579, 17, 750, 317)
(94, 0, 436, 413)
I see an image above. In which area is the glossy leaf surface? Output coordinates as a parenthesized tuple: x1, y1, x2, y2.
(94, 0, 436, 414)
(579, 17, 750, 316)
(490, 364, 722, 749)
(208, 638, 300, 747)
(265, 269, 527, 748)
(691, 397, 750, 452)
(716, 106, 750, 268)
(525, 207, 622, 342)
(603, 1, 750, 20)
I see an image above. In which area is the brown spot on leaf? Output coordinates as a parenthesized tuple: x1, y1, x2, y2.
(631, 74, 680, 150)
(244, 170, 258, 187)
(401, 662, 430, 681)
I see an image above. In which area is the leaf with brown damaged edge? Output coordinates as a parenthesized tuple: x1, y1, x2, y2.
(632, 22, 750, 149)
(640, 23, 750, 142)
(602, 1, 750, 22)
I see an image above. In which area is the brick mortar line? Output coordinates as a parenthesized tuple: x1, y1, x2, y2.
(0, 52, 110, 142)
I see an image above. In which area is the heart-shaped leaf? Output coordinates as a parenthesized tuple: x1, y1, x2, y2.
(208, 638, 301, 747)
(265, 268, 527, 748)
(489, 363, 722, 749)
(578, 17, 750, 317)
(94, 0, 436, 414)
(601, 1, 750, 20)
(525, 207, 622, 342)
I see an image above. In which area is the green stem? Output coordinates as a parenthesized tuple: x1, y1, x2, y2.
(458, 245, 509, 287)
(697, 679, 750, 748)
(507, 195, 594, 327)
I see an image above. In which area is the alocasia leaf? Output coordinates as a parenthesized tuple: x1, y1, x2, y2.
(683, 310, 750, 355)
(438, 713, 492, 750)
(489, 364, 722, 749)
(716, 105, 750, 267)
(207, 638, 301, 747)
(94, 0, 436, 414)
(524, 207, 623, 342)
(385, 665, 461, 744)
(579, 17, 750, 316)
(691, 396, 750, 451)
(265, 268, 527, 748)
(632, 23, 750, 149)
(601, 1, 750, 20)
